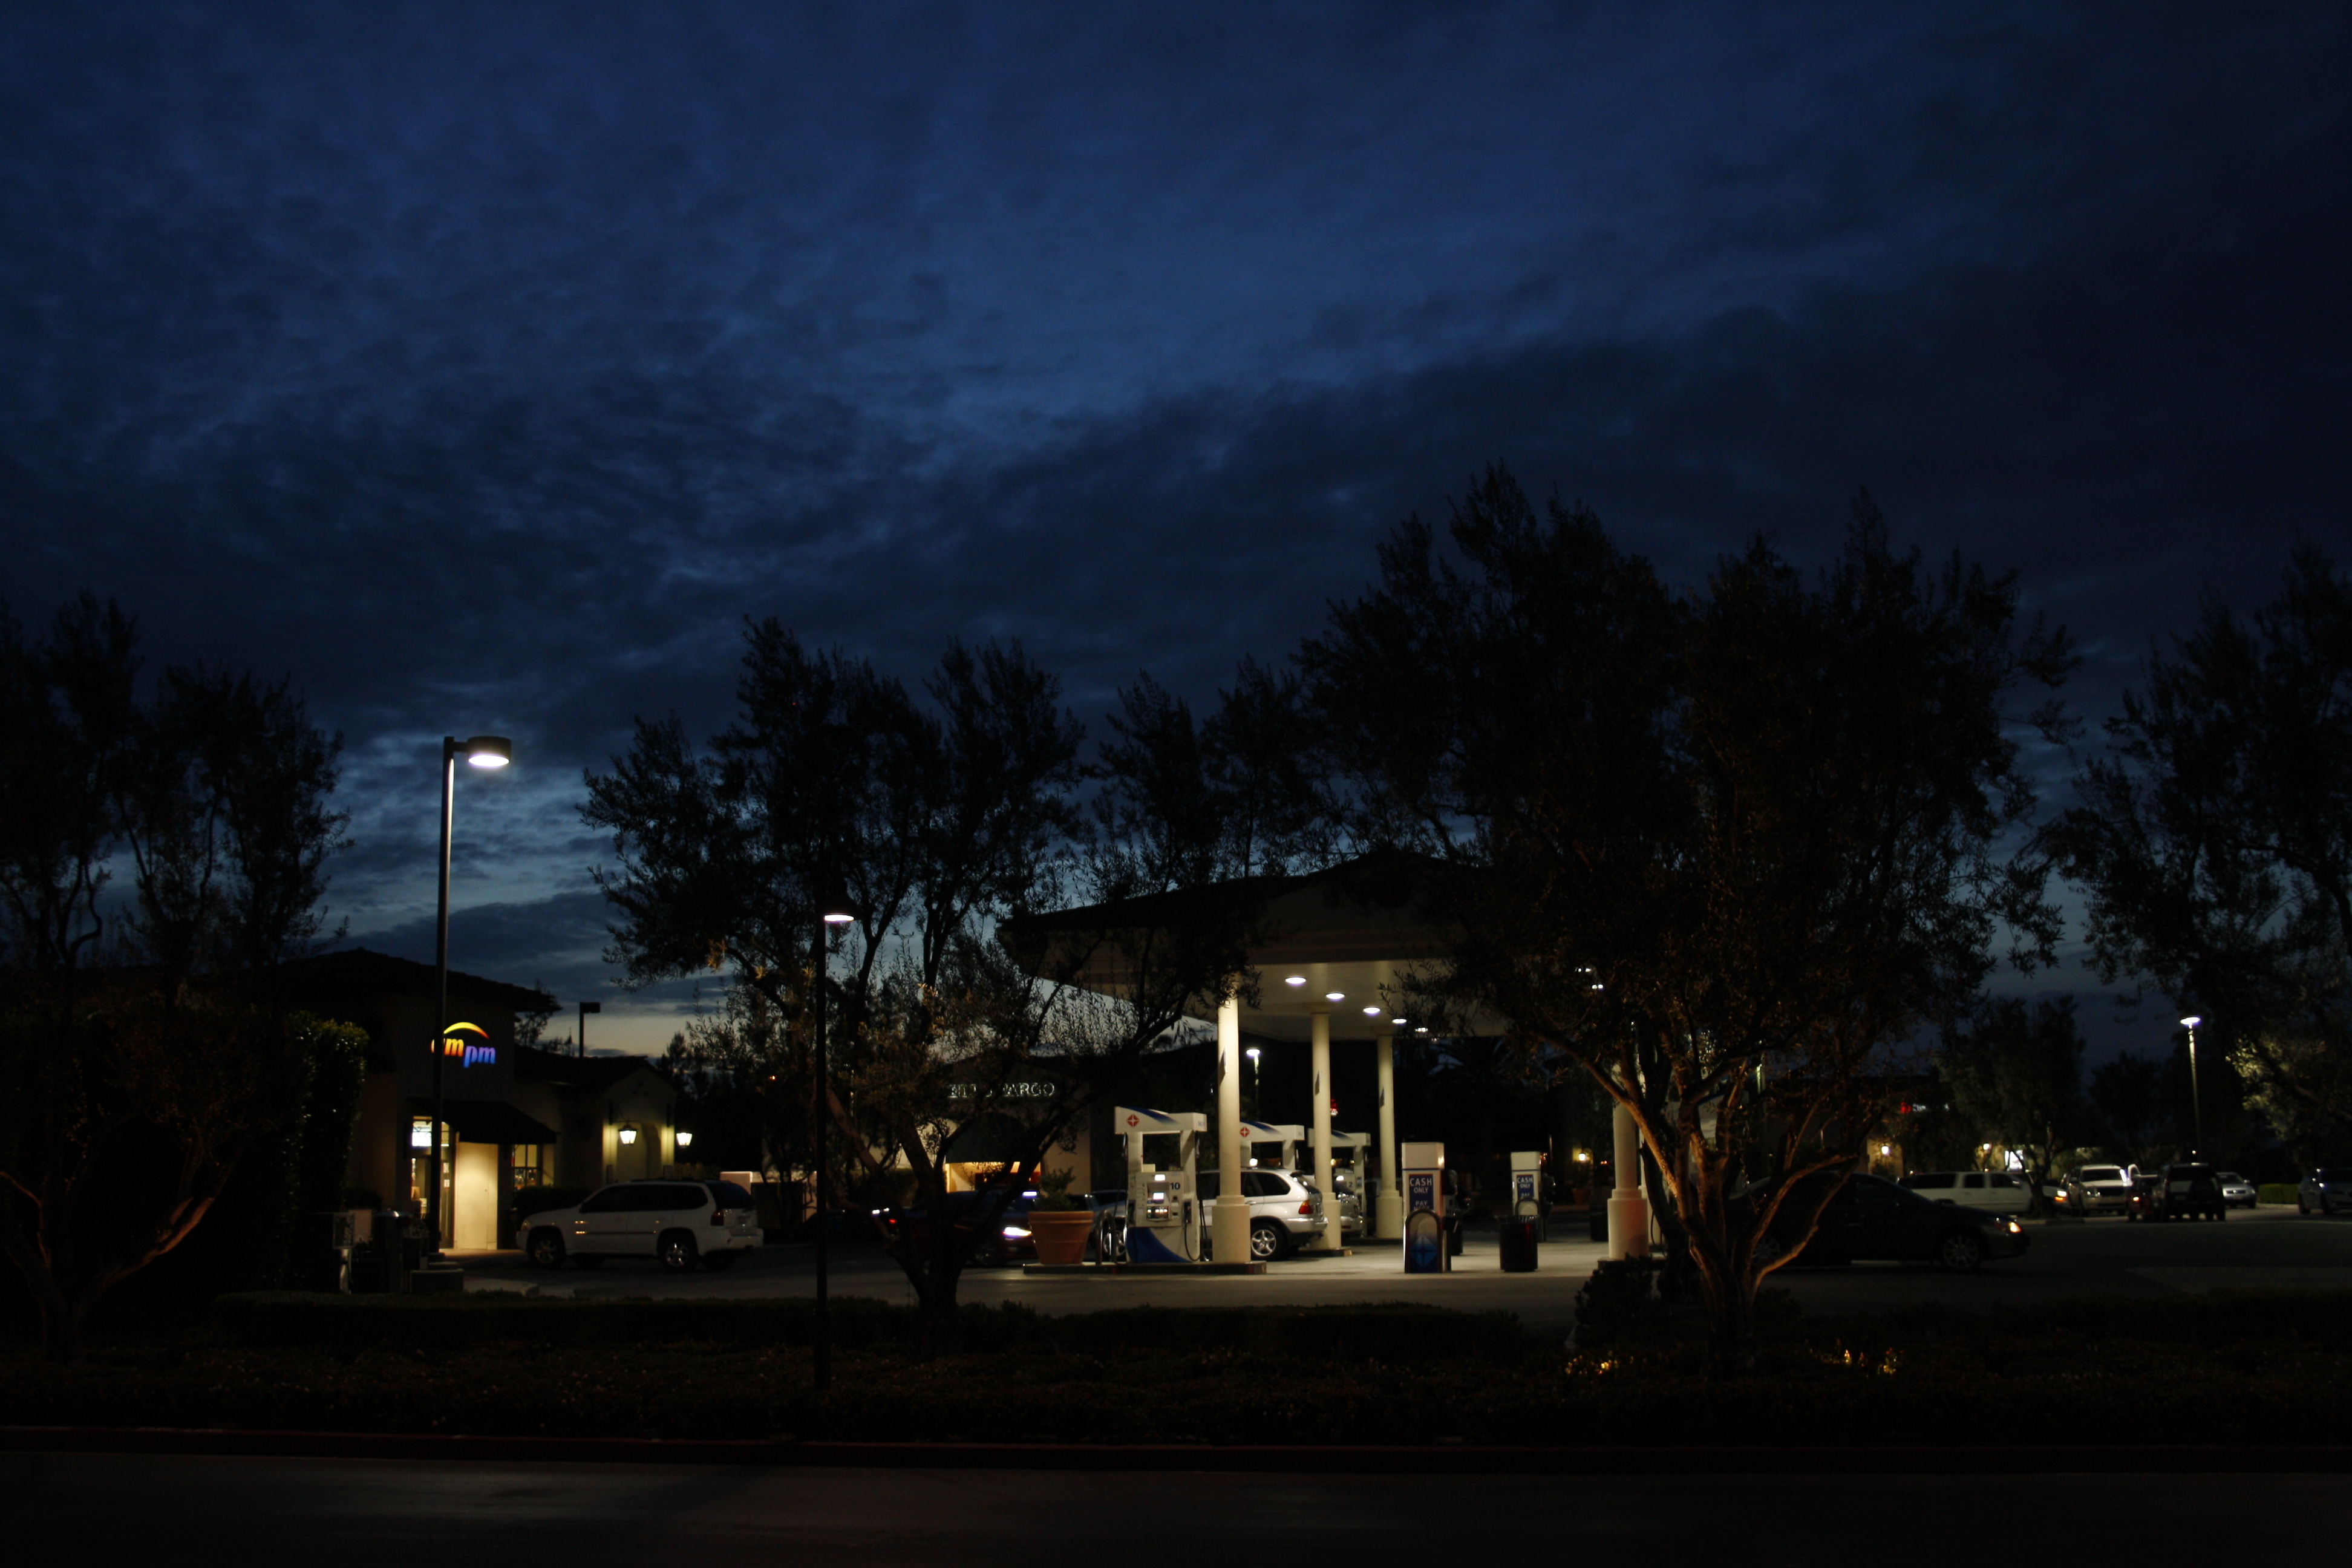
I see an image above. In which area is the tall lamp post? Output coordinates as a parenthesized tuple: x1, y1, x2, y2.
(812, 871, 857, 1391)
(429, 734, 510, 1258)
(1245, 1047, 1262, 1123)
(577, 998, 600, 1058)
(2182, 1014, 2205, 1158)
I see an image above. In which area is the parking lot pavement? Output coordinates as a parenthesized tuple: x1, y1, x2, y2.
(451, 1205, 2352, 1325)
(16, 1456, 2351, 1562)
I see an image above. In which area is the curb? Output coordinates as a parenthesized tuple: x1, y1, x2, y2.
(7, 1428, 2350, 1473)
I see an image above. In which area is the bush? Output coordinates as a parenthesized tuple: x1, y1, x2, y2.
(213, 1292, 921, 1352)
(1571, 1260, 1668, 1351)
(2259, 1183, 2299, 1206)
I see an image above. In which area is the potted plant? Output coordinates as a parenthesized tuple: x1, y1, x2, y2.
(1024, 1167, 1094, 1266)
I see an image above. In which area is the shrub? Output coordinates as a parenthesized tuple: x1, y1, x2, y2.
(2259, 1183, 2299, 1206)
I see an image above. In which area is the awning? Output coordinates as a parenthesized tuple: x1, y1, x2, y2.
(939, 1111, 1037, 1165)
(431, 1099, 560, 1146)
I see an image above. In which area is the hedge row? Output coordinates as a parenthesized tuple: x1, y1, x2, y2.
(2259, 1183, 2300, 1206)
(209, 1293, 1538, 1362)
(12, 1289, 2352, 1446)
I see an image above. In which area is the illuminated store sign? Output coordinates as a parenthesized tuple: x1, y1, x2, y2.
(436, 1021, 497, 1068)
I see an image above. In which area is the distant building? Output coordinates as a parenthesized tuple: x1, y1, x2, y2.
(281, 949, 678, 1249)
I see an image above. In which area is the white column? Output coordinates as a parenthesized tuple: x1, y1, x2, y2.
(1374, 1025, 1403, 1241)
(1607, 1100, 1650, 1260)
(1213, 993, 1252, 1265)
(1305, 1005, 1340, 1252)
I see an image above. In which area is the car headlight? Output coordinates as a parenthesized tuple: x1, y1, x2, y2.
(2004, 1220, 2023, 1233)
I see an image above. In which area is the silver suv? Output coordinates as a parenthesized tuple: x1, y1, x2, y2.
(520, 1178, 763, 1272)
(1199, 1168, 1328, 1260)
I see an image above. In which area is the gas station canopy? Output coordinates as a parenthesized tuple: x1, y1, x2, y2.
(1002, 852, 1509, 1040)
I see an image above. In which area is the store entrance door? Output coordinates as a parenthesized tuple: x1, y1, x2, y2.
(453, 1142, 498, 1249)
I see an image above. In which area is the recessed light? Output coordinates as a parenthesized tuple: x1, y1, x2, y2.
(1414, 1027, 1429, 1034)
(1362, 1006, 1381, 1016)
(1285, 975, 1307, 987)
(1326, 992, 1345, 1002)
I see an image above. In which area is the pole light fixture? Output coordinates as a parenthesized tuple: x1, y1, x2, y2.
(2182, 1016, 2205, 1158)
(812, 867, 857, 1393)
(430, 733, 511, 1259)
(578, 999, 601, 1058)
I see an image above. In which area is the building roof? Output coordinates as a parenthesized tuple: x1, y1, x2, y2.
(512, 1044, 671, 1093)
(279, 947, 558, 1013)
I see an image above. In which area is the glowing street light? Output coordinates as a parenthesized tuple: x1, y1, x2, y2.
(2182, 1015, 2206, 1157)
(812, 868, 857, 1392)
(428, 734, 510, 1259)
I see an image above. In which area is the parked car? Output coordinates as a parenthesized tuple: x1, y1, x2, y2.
(1899, 1169, 2034, 1215)
(518, 1178, 762, 1272)
(1197, 1168, 1328, 1260)
(2146, 1162, 2227, 1221)
(1756, 1172, 2030, 1273)
(882, 1187, 1039, 1267)
(2123, 1172, 2164, 1220)
(2216, 1171, 2258, 1209)
(2062, 1163, 2135, 1217)
(2298, 1168, 2352, 1214)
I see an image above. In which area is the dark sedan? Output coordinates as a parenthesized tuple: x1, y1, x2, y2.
(1757, 1172, 2031, 1273)
(881, 1189, 1038, 1266)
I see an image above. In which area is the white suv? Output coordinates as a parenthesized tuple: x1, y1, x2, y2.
(2062, 1164, 2134, 1216)
(520, 1179, 763, 1273)
(1898, 1169, 2034, 1214)
(1198, 1168, 1329, 1260)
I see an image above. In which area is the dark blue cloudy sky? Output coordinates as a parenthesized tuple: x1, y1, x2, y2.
(4, 2, 2345, 1056)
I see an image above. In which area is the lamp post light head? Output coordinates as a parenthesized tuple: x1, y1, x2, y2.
(453, 734, 512, 769)
(1246, 1047, 1261, 1062)
(817, 869, 858, 924)
(676, 1131, 694, 1148)
(2181, 1015, 2203, 1030)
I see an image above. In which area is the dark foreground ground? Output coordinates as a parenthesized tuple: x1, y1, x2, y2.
(10, 1454, 2347, 1565)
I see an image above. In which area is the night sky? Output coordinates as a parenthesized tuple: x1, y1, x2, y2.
(4, 3, 2345, 1057)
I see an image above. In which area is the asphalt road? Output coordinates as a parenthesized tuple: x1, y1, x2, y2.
(452, 1206, 2352, 1331)
(11, 1454, 2350, 1564)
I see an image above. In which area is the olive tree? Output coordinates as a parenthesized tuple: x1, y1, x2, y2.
(0, 595, 353, 1363)
(1302, 468, 2072, 1377)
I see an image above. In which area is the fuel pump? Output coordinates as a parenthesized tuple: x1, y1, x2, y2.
(1119, 1106, 1204, 1264)
(1238, 1118, 1304, 1169)
(1510, 1150, 1547, 1241)
(1327, 1129, 1373, 1235)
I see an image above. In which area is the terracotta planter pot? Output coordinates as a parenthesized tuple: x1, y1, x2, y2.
(1025, 1209, 1093, 1266)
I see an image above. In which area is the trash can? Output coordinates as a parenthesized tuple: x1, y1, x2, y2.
(1498, 1214, 1539, 1273)
(304, 1210, 356, 1292)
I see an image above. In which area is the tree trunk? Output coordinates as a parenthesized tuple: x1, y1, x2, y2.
(35, 1274, 81, 1367)
(1705, 1281, 1756, 1381)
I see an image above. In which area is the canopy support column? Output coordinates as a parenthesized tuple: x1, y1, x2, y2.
(1304, 1005, 1342, 1252)
(1375, 1025, 1402, 1240)
(1213, 993, 1252, 1264)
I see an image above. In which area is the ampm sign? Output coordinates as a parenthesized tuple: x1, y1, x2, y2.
(436, 1021, 497, 1068)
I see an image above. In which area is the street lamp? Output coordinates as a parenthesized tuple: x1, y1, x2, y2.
(812, 869, 857, 1392)
(577, 999, 600, 1058)
(1245, 1047, 1262, 1122)
(2182, 1015, 2205, 1157)
(430, 734, 509, 1259)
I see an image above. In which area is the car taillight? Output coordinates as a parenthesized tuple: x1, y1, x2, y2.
(710, 1207, 725, 1226)
(1299, 1201, 1312, 1215)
